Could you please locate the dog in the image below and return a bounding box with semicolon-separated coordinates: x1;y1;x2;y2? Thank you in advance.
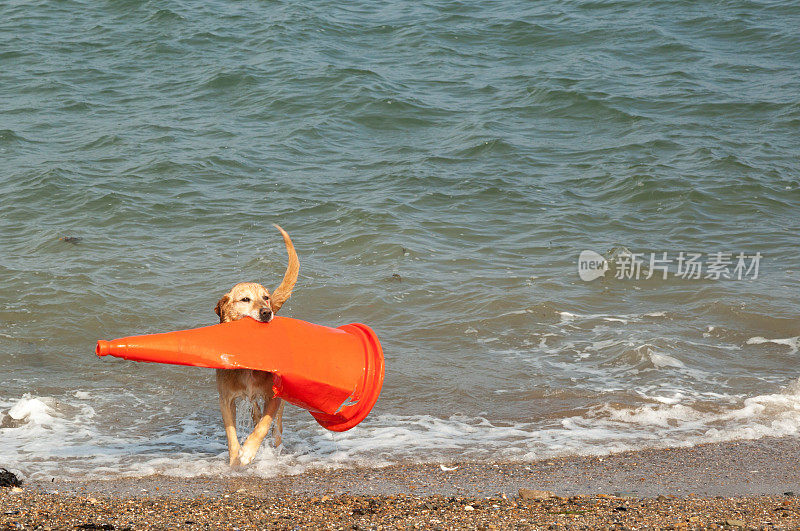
214;224;299;466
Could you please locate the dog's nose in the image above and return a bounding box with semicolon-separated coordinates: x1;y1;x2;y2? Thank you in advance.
259;308;273;322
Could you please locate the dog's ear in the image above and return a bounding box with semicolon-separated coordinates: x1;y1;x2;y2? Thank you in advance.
214;295;229;319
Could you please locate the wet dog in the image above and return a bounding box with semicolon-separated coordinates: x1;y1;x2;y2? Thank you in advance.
214;225;299;466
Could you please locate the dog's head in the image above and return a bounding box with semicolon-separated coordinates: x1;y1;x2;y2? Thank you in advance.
214;225;299;324
215;282;274;323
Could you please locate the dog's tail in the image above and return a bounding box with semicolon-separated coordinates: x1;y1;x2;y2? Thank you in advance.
271;224;299;313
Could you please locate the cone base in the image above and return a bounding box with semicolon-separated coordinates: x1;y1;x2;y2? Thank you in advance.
310;323;384;432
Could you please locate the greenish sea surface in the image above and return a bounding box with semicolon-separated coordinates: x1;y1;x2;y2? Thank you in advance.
1;0;798;479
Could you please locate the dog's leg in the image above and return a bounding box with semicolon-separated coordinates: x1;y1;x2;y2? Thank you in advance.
238;396;281;466
250;399;262;427
273;399;284;447
219;396;241;466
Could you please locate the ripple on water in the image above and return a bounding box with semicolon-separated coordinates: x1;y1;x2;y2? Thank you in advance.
0;0;798;478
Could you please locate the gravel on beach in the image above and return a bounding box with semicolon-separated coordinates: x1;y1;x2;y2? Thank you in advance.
3;488;800;529
2;437;799;529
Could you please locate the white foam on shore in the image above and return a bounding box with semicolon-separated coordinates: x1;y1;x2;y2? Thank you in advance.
2;379;800;480
8;396;60;425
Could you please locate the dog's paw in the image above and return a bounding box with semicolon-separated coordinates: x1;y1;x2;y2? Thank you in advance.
238;446;257;466
228;446;242;467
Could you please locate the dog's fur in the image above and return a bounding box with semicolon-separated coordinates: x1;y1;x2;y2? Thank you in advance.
214;224;299;466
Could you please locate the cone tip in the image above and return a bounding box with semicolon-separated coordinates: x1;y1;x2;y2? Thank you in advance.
96;340;110;357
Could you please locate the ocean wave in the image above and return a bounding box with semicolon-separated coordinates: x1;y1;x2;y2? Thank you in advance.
2;0;799;483
4;380;800;480
747;336;800;355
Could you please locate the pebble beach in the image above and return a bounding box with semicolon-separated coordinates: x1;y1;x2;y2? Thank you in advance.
4;437;799;529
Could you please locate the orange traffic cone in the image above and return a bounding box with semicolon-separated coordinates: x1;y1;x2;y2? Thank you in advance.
96;316;384;432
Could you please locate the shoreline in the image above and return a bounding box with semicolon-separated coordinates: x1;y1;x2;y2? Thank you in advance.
18;435;800;498
3;436;800;528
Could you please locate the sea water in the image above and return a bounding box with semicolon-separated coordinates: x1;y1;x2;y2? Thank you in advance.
1;0;799;480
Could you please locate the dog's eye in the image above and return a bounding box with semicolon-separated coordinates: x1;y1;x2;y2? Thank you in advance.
263;295;269;301
240;297;251;303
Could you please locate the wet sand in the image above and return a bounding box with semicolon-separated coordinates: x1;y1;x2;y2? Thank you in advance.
3;436;800;529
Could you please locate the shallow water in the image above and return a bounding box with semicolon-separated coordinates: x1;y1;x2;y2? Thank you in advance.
1;0;799;479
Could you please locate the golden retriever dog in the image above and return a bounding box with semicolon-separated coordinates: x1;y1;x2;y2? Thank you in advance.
214;224;299;466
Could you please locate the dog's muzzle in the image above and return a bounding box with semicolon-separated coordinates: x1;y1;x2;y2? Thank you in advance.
258;308;274;322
